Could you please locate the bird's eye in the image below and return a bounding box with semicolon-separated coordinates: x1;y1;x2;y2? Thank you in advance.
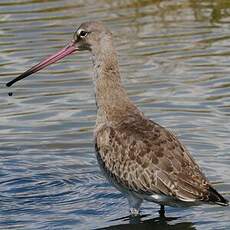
79;30;88;37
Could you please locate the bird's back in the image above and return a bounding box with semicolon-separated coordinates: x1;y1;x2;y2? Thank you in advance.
95;113;228;206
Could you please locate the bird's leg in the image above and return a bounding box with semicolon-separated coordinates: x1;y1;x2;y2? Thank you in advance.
159;204;165;218
127;194;143;216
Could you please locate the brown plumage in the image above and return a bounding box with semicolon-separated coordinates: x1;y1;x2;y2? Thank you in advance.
95;115;224;205
6;21;229;215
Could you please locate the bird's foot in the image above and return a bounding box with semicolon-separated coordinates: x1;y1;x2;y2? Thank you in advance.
127;193;142;216
158;205;165;218
129;208;140;216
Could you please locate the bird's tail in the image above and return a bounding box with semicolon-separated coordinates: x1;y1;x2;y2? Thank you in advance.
207;186;229;206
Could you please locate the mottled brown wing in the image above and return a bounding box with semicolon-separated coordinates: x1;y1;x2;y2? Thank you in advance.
95;116;212;202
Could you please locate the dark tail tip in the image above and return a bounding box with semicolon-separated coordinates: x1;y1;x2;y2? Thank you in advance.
207;186;229;206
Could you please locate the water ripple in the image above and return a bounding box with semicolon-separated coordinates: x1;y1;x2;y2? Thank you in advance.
0;0;229;229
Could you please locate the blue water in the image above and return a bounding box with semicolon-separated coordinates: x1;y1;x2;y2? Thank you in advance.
0;0;229;229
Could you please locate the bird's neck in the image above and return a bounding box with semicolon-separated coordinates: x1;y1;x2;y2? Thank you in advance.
91;45;140;127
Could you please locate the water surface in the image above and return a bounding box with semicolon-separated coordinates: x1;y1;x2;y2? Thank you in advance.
0;0;229;229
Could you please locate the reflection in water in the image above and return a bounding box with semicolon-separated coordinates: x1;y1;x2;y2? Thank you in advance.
96;214;196;230
0;0;229;229
105;0;230;24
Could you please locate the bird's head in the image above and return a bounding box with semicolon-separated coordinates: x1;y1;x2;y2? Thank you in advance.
6;21;112;87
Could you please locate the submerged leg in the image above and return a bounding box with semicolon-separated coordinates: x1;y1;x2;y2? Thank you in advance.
127;194;143;216
159;204;165;217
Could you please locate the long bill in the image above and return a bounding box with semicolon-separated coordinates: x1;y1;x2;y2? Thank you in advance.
6;41;77;87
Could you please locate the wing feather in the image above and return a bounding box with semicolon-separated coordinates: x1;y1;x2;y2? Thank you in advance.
95;116;211;202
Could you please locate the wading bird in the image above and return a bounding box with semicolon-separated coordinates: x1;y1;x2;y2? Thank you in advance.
6;21;229;216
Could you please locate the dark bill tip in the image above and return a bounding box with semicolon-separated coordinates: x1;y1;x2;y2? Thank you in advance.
6;69;33;87
6;82;12;87
6;41;77;87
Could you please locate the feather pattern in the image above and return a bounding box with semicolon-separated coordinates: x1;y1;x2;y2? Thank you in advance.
95;114;221;204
